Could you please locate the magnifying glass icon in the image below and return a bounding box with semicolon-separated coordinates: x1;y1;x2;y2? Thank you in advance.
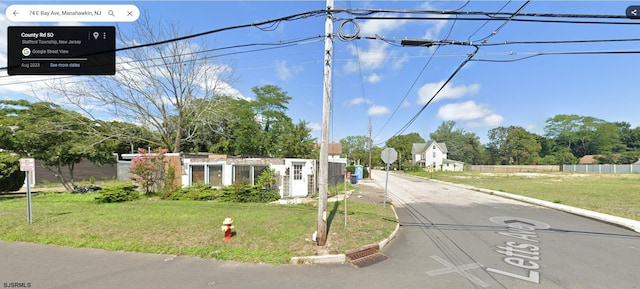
108;10;115;17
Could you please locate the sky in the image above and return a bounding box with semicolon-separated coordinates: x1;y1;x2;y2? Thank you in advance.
2;0;640;147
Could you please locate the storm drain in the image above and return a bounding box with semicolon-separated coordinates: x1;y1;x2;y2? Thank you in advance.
346;244;388;268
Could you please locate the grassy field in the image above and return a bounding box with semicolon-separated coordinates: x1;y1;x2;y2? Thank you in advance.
409;171;640;221
0;191;396;264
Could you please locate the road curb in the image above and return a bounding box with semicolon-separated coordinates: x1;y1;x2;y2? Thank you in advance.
290;198;401;265
427;177;640;234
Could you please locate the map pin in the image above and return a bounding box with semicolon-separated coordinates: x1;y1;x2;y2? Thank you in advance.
93;32;99;40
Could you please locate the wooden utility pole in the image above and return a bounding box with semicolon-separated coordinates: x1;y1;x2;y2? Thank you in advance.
317;0;333;246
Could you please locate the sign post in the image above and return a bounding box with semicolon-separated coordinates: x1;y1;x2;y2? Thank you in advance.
19;158;35;224
380;148;398;208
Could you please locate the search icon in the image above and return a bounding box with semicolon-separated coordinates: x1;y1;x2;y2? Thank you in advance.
108;10;115;17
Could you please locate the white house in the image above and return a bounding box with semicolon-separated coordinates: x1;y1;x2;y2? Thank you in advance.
118;153;318;198
412;141;463;171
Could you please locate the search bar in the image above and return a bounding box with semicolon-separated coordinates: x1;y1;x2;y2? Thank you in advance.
6;5;140;22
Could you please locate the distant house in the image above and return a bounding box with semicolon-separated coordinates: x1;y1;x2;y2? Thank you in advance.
579;155;599;164
328;143;344;162
412;141;463;171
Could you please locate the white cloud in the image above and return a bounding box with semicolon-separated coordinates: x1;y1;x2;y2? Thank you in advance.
418;2;451;40
275;60;303;81
344;41;392;73
349;97;372;106
308;122;321;132
467;114;504;128
359;16;407;36
402;100;411;107
368;105;390;116
437;101;503;128
367;73;382;84
418;81;480;104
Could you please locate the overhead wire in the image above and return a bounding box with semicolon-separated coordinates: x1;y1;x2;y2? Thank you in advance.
375;1;531;145
0;36;324;86
372;1;470;142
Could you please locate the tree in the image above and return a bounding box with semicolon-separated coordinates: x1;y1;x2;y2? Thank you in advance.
0;100;118;191
44;15;235;153
0;152;25;192
273;120;318;158
386;133;425;167
250;85;293;156
487;126;541;165
429;121;484;165
544;114;625;157
130;148;167;195
340;135;370;165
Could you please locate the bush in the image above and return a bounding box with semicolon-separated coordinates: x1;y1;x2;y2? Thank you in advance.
217;183;280;203
95;184;140;203
163;183;217;201
0;153;25;192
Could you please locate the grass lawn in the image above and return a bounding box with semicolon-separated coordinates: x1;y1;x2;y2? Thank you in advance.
409;171;640;221
0;191;396;264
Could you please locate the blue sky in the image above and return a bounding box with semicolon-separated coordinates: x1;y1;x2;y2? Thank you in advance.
2;1;639;146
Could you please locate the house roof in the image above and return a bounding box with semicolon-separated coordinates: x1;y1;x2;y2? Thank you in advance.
412;142;448;154
412;143;428;155
579;155;598;164
328;143;342;155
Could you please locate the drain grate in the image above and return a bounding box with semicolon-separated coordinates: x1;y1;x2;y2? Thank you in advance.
346;244;388;268
350;253;388;267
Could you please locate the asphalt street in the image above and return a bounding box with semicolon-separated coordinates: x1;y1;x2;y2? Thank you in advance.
1;170;639;289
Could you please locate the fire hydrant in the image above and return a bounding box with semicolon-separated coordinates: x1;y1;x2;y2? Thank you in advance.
221;216;234;242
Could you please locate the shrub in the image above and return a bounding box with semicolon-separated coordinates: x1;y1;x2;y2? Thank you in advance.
95;184;140;203
0;153;25;192
217;183;280;203
163;183;217;201
130;148;167;196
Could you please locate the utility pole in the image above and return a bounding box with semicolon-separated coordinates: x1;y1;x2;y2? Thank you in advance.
317;0;333;246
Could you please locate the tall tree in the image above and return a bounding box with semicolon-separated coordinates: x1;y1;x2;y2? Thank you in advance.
44;15;235;153
544;114;623;157
386;133;425;165
340;135;370;165
429;121;484;164
487;126;541;165
0;100;118;191
250;85;293;156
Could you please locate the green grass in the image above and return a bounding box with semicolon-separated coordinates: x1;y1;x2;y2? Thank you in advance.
0;192;396;264
408;171;640;221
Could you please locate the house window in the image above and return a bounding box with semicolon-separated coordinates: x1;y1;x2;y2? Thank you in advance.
190;164;223;187
191;165;205;184
433;145;436;149
208;165;223;187
253;165;268;181
293;164;303;180
433;152;436;158
234;165;251;185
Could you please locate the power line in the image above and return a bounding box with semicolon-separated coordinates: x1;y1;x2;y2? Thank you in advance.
342;8;631;19
0;36;324;86
471;49;640;63
371;1;470;142
352;16;640;25
374;1;529;145
0;10;327;71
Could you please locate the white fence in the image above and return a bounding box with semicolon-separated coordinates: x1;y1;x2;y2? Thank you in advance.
562;164;640;173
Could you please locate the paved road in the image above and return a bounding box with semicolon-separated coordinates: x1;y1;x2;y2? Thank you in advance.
1;171;639;289
370;170;640;289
